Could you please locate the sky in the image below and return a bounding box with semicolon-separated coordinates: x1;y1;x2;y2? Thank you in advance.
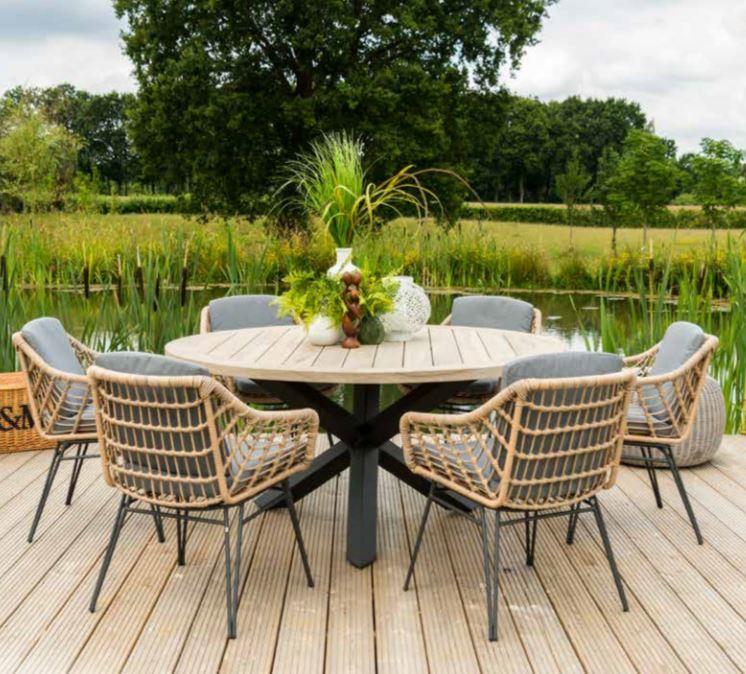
0;0;744;154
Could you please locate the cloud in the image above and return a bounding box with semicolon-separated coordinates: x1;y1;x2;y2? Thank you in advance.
507;0;746;153
0;0;744;152
0;0;136;93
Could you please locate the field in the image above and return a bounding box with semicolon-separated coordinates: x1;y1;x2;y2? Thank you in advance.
1;212;742;291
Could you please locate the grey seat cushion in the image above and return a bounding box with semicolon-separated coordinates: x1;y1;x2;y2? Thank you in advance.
22;317;83;375
208;295;293;332
93;352;218;501
626;403;673;438
502;351;623;388
451;295;535;333
95;352;209;378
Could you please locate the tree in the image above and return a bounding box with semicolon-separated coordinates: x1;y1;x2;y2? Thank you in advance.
690;138;745;242
610;129;681;246
114;0;555;213
594;146;626;254
555;150;590;247
0;100;80;214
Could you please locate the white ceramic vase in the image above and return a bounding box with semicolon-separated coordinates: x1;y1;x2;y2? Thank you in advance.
307;315;342;346
327;247;359;277
380;276;431;342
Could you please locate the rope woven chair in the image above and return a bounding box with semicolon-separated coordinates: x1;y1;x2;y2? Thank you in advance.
13;318;102;542
401;295;542;409
86;352;318;638
400;351;635;641
201;295;337;447
622;322;719;544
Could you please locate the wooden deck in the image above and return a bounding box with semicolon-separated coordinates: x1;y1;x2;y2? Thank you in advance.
0;436;745;673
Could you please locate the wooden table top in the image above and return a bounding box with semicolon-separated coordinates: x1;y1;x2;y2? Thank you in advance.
165;325;566;385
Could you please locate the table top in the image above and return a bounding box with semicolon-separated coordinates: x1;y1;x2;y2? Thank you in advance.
165;325;566;385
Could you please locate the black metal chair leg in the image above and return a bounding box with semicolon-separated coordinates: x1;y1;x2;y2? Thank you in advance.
90;494;129;612
590;497;629;612
150;505;166;543
283;480;314;587
661;446;704;545
524;511;538;566
326;431;335;449
641;447;663;508
64;443;89;506
403;483;435;591
481;508;501;641
566;503;580;545
28;442;65;543
176;510;188;565
223;506;244;638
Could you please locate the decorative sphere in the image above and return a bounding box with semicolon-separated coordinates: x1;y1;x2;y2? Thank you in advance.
380;276;431;342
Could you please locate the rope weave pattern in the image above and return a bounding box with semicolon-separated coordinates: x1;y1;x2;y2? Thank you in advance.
623;335;718;444
13;332;98;441
88;367;318;507
401;371;635;510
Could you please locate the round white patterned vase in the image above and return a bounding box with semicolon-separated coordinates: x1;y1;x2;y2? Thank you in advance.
380;276;431;342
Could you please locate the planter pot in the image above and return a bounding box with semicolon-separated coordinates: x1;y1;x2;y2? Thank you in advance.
327;247;359;278
307;315;342;346
380;276;431;342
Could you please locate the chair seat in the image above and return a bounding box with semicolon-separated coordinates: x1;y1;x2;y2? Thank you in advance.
52;404;97;435
625;403;674;438
418;436;500;494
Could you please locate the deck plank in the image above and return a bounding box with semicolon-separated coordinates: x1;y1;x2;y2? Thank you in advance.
2;437;746;674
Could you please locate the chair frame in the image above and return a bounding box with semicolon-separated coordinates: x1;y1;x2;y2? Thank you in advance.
86;365;319;638
13;330;101;542
622;334;719;544
400;368;635;640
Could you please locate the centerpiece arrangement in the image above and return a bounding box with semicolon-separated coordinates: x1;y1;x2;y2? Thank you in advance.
275;268;400;347
274;131;476;345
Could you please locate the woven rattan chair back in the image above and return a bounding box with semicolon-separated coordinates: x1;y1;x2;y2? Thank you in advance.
402;369;635;510
88;365;318;508
13;331;98;442
625;334;718;444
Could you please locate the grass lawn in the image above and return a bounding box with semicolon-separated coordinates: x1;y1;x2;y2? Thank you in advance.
456;219;743;260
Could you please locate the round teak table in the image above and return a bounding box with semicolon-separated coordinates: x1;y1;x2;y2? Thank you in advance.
166;324;565;568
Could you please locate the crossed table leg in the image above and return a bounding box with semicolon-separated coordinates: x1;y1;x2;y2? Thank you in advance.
253;379;476;568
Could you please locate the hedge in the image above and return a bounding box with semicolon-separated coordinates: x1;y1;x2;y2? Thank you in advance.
461;203;746;229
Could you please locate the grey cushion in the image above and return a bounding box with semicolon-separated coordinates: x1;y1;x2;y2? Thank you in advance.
93;352;218;501
451;295;535;333
501;351;624;505
95;352;209;378
626;403;673;438
22;318;83;375
502;351;623;388
208;295;293;332
642;321;705;419
650;322;705;376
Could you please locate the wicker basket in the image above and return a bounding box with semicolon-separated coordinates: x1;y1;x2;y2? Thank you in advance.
0;372;57;453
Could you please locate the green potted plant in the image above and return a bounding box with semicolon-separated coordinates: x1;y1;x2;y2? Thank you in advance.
276;132;443;276
275;268;397;346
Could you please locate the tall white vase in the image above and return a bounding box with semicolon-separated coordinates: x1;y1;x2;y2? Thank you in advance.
380;276;431;342
327;247;359;277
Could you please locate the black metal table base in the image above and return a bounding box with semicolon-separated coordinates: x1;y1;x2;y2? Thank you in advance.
253;379;475;568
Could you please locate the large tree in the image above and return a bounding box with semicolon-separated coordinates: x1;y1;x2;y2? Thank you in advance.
114;0;555;212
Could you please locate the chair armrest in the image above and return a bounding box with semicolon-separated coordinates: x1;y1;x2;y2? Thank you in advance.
210;383;320;501
623;344;659;375
68;334;99;369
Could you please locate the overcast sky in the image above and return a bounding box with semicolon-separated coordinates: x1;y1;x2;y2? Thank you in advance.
1;0;744;154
